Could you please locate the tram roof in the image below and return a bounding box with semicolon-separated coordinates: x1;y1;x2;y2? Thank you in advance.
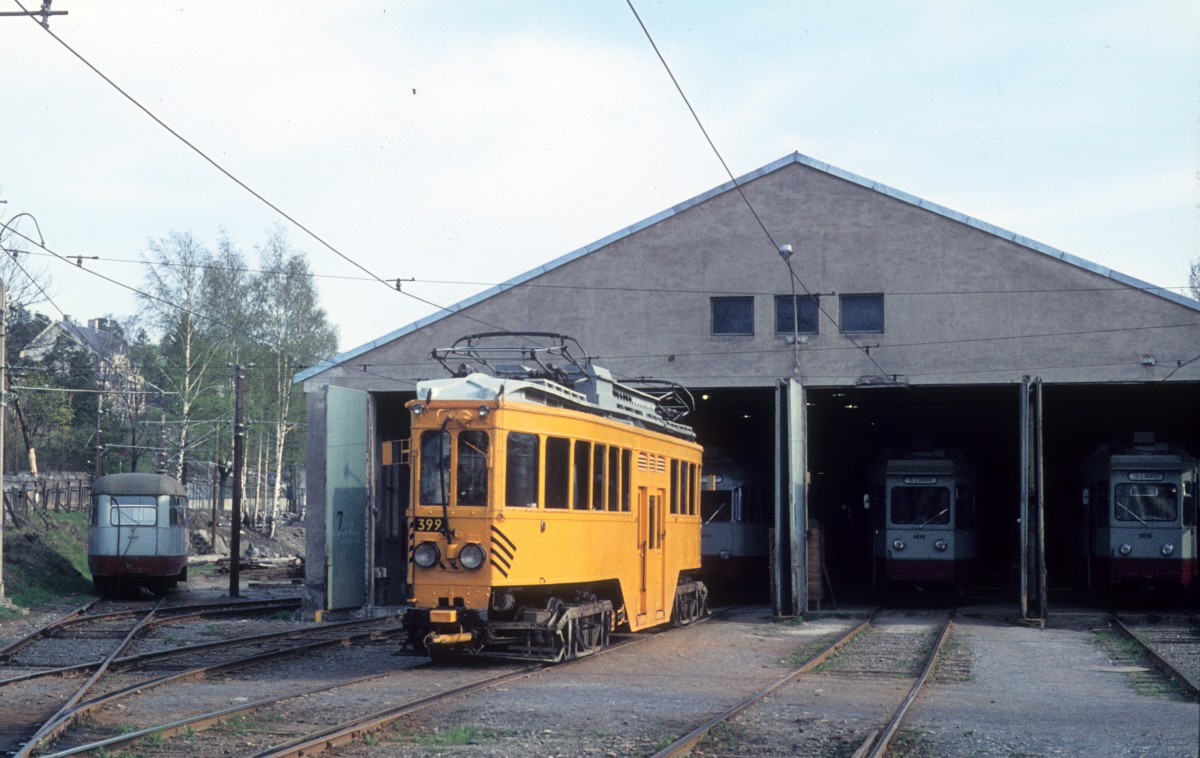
92;472;187;497
415;371;697;441
295;151;1200;384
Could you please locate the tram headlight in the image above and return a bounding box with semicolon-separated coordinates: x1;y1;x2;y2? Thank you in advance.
413;542;440;568
892;539;906;551
459;543;486;570
934;539;948;552
1161;543;1175;557
1118;543;1133;557
412;402;426;417
477;405;490;417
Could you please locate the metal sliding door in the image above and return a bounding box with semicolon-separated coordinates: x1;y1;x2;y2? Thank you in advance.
325;385;369;610
774;378;808;616
1019;376;1047;622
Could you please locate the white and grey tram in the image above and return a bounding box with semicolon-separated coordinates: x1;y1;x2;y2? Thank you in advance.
869;452;978;596
698;468;770;596
1080;438;1198;595
88;473;189;595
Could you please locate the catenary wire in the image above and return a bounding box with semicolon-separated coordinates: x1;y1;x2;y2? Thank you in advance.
11;247;1194;299
625;0;895;382
10;0;517;340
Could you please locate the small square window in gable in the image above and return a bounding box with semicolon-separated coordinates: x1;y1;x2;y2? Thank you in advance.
710;296;754;336
840;293;884;333
774;295;820;334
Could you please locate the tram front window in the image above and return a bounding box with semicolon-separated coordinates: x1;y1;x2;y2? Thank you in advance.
890;487;950;525
103;495;159;526
1114;483;1178;522
701;491;731;523
419;430;451;505
457;430;489;506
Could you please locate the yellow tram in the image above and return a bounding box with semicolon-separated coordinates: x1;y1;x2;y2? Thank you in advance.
402;333;707;662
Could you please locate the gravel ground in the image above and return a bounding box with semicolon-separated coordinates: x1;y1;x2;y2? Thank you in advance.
332;606;1200;758
900;609;1199;757
5;586;1199;757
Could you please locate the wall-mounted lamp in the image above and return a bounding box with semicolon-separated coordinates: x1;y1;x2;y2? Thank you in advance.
778;243;799;373
1140;354;1157;366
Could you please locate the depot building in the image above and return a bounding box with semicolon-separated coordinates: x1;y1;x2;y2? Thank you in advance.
294;152;1200;619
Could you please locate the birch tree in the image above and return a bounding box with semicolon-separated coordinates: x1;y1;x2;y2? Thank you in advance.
138;232;245;478
250;229;337;534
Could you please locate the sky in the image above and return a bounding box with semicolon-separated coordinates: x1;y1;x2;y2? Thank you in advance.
1;1;1197;359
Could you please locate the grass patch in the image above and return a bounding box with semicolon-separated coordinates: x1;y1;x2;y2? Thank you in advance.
2;510;93;609
218;714;256;735
389;724;508;748
1092;628;1192;700
697;722;748;752
888;729;939;757
415;724;492;747
0;604;28;621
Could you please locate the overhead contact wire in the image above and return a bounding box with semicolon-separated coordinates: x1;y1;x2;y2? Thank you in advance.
624;0;895;381
12;0;514;339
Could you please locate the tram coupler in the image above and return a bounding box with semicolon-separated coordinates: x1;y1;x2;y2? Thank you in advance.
426;631;474;646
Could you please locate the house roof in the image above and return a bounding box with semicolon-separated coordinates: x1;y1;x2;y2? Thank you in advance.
21;317;128;361
296;151;1200;384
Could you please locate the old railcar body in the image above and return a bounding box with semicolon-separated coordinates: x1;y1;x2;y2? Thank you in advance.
1080;438;1198;594
402;333;707;662
870;452;978;596
88;472;189;595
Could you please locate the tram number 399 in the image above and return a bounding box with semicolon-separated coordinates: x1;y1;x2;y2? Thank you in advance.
415;517;444;533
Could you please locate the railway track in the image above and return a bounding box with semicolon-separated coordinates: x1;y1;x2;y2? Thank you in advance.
27;605;732;757
1111;612;1200;697
653;608;953;758
0;595;351;757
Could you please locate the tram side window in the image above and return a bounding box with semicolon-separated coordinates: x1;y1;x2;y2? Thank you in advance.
687;463;698;515
669;460;679;514
419;430;451;506
457;430;489;506
573;440;591;510
545;437;570;509
169;496;188;526
648;495;659;549
608;447;620;511
1183;482;1195;527
1093;482;1109;527
742;485;763;523
592;444;606;510
955;486;975;529
89;498;100;527
621;449;632;511
506;432;540;507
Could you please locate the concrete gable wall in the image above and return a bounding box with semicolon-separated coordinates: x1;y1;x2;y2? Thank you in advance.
307;161;1200;393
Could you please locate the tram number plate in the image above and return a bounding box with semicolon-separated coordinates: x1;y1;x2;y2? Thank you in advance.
414;517;444;533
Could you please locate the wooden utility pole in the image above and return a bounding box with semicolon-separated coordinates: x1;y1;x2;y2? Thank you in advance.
230;365;246;598
0;278;6;604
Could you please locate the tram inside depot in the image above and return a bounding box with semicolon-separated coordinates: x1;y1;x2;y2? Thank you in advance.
369;382;1199;611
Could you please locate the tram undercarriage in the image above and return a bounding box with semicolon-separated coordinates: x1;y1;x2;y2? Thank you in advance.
406;579;708;663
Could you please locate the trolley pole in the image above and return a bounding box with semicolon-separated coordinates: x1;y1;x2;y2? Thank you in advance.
0;278;6;604
230;365;246;598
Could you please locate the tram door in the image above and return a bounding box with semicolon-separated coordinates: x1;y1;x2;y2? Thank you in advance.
638;487;667;623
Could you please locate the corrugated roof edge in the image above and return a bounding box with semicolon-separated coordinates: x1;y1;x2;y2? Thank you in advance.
295;151;1200;384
